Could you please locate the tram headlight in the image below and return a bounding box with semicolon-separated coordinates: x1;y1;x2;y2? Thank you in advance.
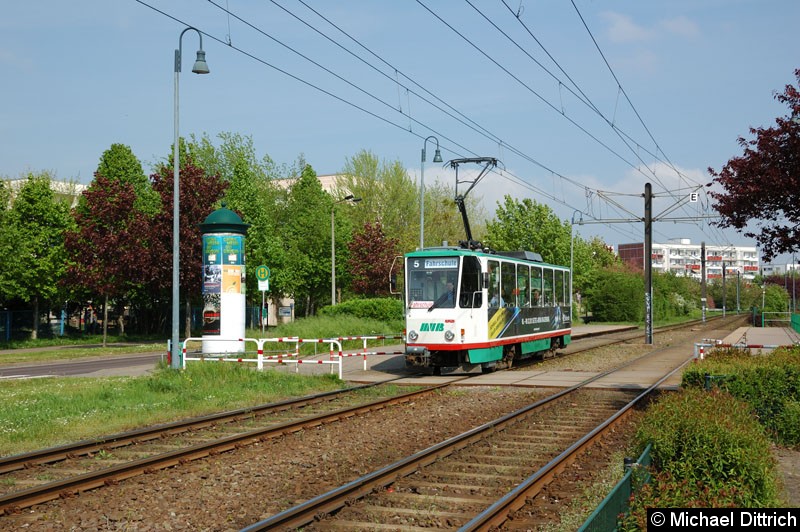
444;330;455;341
408;330;419;341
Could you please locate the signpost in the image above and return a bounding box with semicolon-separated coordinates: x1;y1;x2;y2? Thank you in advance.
255;265;270;333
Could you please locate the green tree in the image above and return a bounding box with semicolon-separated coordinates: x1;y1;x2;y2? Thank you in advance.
93;143;159;215
284;165;335;315
0;172;74;339
485;196;571;265
424;179;487;249
189;132;292;307
338;150;419;252
588;265;644;322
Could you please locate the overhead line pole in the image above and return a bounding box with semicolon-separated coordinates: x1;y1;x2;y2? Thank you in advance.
577;183;719;345
644;183;653;345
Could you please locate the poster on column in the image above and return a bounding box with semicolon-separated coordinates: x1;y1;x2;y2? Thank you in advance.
222;266;242;294
222;234;245;296
203;235;222;294
222;235;244;265
202;294;221;335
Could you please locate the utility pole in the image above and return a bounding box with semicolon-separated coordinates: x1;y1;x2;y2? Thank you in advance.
701;242;707;322
722;261;727;317
644;183;653;345
575;182;716;345
737;271;741;313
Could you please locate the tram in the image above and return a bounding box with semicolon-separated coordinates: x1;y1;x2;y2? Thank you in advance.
403;157;571;374
404;247;571;373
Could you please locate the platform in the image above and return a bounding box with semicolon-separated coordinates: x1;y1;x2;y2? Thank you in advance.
718;327;800;352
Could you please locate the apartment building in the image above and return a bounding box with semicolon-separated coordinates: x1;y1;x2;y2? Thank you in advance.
618;239;759;280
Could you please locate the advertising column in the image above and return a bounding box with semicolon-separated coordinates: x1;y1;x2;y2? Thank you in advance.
200;207;249;354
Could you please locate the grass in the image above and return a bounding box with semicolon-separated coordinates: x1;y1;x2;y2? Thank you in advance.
0;362;349;456
0;314;406;457
0;314;403;364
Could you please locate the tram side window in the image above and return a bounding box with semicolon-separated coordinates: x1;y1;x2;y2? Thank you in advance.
501;262;515;307
542;268;554;306
488;260;500;308
555;269;565;306
531;266;542;306
517;265;530;307
460;256;482;308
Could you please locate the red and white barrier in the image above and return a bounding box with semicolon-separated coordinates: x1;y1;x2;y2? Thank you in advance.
694;341;786;360
182;336;344;379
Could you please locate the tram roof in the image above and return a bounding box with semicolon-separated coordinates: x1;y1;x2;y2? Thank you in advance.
407;247;568;269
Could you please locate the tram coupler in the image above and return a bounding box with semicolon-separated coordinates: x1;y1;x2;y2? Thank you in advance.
404;345;431;368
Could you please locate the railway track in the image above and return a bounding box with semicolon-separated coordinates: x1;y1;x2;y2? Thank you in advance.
0;316;746;527
556;314;735;357
240;340;695;530
0;378;460;515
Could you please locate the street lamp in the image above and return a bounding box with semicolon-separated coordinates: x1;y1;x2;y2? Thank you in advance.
331;194;362;305
419;136;443;249
171;27;210;370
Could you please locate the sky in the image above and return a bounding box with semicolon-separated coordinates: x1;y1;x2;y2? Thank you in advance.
2;0;798;263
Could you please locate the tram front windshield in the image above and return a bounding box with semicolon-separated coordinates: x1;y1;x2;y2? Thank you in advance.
406;256;459;309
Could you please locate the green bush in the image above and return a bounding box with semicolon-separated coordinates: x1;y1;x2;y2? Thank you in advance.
682;347;800;445
621;389;781;528
589;267;643;322
318;297;404;324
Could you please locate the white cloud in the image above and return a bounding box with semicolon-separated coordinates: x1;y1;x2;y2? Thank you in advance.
660;16;700;38
601;12;652;43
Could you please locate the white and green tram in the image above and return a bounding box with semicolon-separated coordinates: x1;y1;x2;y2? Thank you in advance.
404;247;572;374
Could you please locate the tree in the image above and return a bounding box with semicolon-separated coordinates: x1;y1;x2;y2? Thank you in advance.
189;132;292;304
93;143;159;216
64;175;150;344
146;158;227;337
338;150;419;252
424;179;487;249
709;68;800;261
283;165;333;315
0;172;73;338
65;144;156;342
485;196;572;266
588;265;644;322
339;150;487;253
347;222;400;296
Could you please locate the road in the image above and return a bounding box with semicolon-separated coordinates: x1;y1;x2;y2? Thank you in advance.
0;352;163;379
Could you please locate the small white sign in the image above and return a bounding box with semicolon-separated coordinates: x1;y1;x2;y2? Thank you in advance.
258;279;270;291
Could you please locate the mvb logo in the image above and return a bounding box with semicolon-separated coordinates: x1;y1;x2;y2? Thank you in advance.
419;323;444;332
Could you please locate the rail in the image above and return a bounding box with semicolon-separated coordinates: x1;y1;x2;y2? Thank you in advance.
762;311;792;327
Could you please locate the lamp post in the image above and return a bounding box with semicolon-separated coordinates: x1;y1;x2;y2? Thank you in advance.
171;27;210;370
331;194;362;305
419;136;443;249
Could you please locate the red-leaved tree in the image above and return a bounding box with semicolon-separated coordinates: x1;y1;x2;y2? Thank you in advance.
347;222;399;296
146;159;228;337
709;68;800;261
64;175;151;343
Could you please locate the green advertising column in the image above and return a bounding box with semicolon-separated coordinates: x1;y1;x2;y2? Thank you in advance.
200;206;250;354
